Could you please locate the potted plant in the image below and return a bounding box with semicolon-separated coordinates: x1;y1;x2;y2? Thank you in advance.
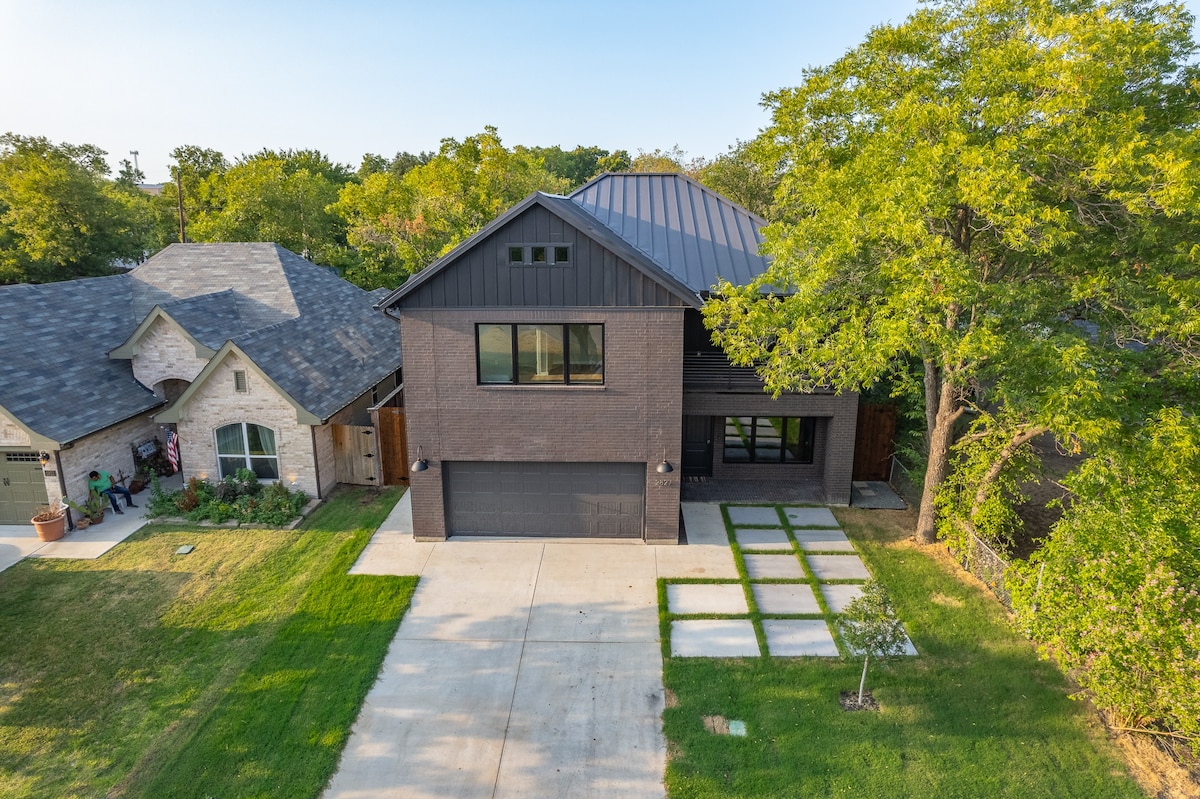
66;492;107;526
30;501;66;542
128;467;153;494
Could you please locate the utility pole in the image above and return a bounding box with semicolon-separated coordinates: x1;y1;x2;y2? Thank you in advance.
129;150;139;178
174;167;186;243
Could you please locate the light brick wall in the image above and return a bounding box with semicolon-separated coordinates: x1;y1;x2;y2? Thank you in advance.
0;413;32;448
401;307;684;543
173;352;320;497
57;412;160;506
129;317;209;392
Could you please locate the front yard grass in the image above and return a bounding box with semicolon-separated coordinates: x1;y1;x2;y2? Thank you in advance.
662;506;1144;798
0;486;414;799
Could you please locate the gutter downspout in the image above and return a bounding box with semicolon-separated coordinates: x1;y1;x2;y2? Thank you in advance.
53;450;74;531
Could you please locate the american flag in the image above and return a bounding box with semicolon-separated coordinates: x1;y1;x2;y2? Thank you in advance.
166;430;180;473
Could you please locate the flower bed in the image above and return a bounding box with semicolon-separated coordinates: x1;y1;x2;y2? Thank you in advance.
146;469;308;526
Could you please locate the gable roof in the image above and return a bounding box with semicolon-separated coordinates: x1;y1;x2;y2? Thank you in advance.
569;172;770;293
0;243;402;444
376;191;703;311
376;173;770;312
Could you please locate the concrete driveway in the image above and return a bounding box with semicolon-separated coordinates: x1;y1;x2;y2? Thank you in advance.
323;495;735;799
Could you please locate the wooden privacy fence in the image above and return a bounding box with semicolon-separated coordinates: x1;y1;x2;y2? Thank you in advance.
853;403;896;481
373;406;409;486
333;425;378;485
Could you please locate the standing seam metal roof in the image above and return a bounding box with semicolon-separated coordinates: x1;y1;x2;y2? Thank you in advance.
568;173;770;293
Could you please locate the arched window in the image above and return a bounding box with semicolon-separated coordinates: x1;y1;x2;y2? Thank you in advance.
215;423;279;479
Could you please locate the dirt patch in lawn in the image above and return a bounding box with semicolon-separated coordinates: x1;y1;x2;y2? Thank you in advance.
702;715;730;735
839;690;880;712
1113;732;1200;799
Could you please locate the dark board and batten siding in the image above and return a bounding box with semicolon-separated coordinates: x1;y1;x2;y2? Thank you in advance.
402;205;687;309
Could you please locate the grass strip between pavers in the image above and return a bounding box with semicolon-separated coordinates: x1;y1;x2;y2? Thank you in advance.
0;486;416;799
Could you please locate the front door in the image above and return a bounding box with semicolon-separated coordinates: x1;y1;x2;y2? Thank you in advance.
681;416;712;477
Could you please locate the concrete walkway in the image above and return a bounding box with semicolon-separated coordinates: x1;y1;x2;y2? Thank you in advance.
324;496;736;799
0;497;155;573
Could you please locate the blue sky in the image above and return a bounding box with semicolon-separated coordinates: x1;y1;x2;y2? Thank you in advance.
2;0;1197;183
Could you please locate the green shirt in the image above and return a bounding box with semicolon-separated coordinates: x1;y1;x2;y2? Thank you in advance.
88;471;115;493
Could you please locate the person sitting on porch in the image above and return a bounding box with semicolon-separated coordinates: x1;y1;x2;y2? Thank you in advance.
88;469;137;515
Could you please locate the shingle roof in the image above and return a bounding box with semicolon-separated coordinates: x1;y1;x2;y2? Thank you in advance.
158;290;247;349
0;277;164;445
0;243;402;444
569;173;770;293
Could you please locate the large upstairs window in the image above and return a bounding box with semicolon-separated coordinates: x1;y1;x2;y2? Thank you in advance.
477;323;604;385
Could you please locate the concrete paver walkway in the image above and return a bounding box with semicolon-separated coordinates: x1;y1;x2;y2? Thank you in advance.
325;495;736;799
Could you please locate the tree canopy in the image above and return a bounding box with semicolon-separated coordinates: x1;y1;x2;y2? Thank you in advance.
0;134;149;284
330;127;570;288
704;0;1200;544
185;149;352;260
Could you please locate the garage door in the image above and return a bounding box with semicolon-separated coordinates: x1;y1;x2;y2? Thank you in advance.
0;452;49;525
445;462;645;538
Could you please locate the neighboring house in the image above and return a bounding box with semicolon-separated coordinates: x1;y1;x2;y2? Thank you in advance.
377;173;858;543
0;243;402;525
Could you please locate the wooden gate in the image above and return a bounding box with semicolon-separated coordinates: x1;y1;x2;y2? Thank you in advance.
333;425;378;485
375;407;409;485
853;403;897;481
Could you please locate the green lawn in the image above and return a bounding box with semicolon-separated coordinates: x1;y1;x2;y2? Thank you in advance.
0;486;416;799
662;506;1144;798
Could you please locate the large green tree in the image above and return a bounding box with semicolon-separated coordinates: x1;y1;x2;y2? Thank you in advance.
705;0;1199;543
186;149;351;260
149;145;229;250
0;134;150;283
331;127;570;288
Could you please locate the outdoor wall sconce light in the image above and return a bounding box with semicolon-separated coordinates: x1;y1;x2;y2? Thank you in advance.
38;451;51;467
656;452;674;474
411;445;429;473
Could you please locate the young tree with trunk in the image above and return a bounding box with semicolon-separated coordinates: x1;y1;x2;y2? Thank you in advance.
704;0;1199;543
838;580;909;707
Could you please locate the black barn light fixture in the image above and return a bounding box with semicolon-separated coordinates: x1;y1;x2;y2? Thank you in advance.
411;445;429;473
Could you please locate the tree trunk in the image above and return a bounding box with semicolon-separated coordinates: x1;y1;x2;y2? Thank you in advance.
923;359;939;445
915;375;964;544
858;654;869;705
970;425;1048;519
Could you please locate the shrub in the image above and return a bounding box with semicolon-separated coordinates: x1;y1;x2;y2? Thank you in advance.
146;476;308;527
1009;410;1200;748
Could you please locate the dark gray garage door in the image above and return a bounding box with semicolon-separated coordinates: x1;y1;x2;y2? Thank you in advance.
445;462;645;538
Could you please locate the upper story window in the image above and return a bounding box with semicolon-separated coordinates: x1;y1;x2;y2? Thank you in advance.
477;323;603;385
723;416;816;464
507;244;571;266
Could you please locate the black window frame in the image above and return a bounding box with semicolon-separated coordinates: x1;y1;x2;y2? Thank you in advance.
722;416;816;464
476;323;604;385
505;243;571;266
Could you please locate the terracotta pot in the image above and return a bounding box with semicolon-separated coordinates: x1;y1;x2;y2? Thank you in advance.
75;516;91;530
31;512;66;542
88;512;104;526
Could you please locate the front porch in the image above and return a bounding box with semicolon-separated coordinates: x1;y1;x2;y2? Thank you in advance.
680;476;829;505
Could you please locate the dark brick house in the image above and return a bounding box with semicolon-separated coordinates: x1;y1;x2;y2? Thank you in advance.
377;173;858;543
